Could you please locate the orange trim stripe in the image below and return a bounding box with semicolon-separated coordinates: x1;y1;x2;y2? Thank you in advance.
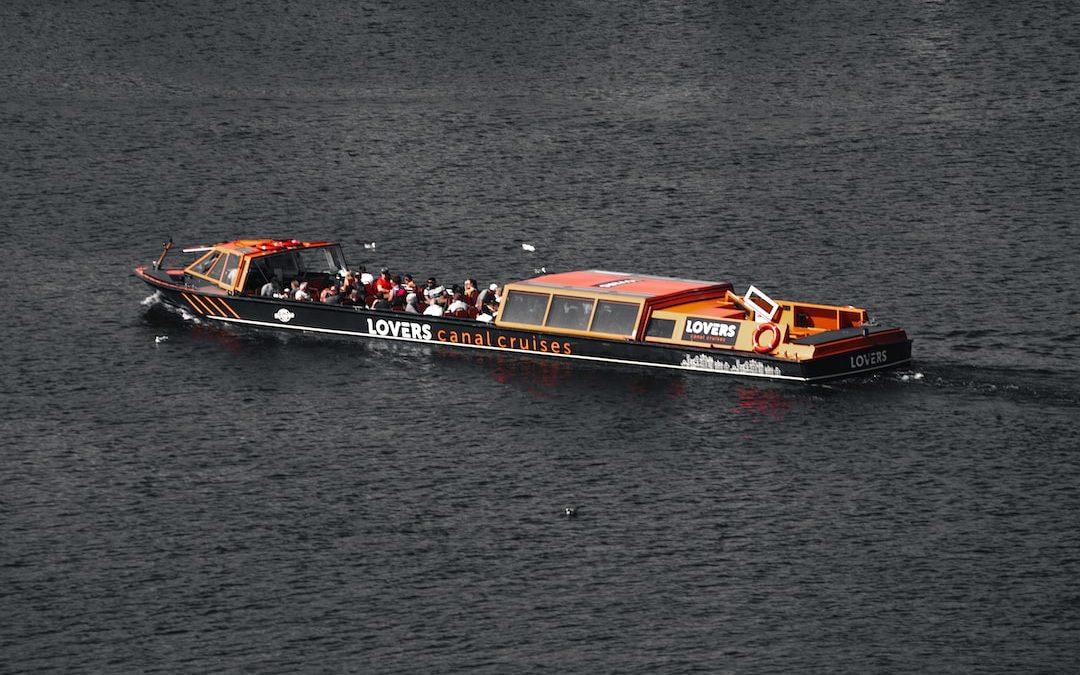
218;298;241;319
203;296;228;316
180;293;204;315
190;294;218;315
199;296;220;314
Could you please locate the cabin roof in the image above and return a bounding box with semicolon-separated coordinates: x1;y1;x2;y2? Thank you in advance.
513;270;730;300
206;239;334;259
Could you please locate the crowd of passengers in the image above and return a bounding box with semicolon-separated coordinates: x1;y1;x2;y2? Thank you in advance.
259;268;501;321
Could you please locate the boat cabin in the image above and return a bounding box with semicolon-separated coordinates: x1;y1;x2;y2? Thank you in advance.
178;239;344;295
494;270;736;341
494;269;871;355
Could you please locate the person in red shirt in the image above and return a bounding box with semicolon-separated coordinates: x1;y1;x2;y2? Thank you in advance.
374;268;394;295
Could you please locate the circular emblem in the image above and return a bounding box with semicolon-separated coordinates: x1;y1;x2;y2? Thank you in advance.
274;308;295;323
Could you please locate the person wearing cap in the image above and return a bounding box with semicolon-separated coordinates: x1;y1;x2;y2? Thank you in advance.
359;272;376;305
477;283;500;312
374;268;393;295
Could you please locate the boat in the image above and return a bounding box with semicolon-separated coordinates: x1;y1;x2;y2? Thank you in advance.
134;238;912;382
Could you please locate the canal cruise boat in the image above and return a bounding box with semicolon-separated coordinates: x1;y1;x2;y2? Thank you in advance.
135;238;912;382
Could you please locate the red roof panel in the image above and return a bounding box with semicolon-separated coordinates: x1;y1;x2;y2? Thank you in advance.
517;270;729;300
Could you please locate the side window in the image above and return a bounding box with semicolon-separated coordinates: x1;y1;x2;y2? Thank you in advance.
220;254;241;286
645;318;676;339
296;247;338;273
191;252;220;276
208;253;229;282
244;258;271;293
501;291;551;325
589;301;639;336
545;295;595;331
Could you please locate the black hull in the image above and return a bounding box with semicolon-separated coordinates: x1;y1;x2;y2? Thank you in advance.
139;280;912;383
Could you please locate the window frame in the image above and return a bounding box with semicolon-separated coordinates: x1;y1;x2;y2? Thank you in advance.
587;299;641;337
544;295;597;332
499;290;553;326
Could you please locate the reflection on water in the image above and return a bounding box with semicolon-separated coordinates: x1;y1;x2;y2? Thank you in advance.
733;386;793;421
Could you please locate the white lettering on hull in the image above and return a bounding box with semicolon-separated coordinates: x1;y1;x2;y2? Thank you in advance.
685;320;737;338
850;350;888;369
365;317;432;341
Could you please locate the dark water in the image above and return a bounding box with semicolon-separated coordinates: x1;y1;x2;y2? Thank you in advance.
3;1;1079;672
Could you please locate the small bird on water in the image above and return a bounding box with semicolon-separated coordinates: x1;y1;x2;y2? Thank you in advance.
563;507;576;518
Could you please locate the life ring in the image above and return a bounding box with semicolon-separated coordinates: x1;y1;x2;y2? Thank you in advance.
752;322;781;353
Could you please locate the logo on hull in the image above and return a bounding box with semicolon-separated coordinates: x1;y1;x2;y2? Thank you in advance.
850;350;888;369
274;308;295;323
682;317;740;346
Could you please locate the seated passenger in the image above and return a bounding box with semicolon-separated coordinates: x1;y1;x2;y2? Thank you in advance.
321;282;342;304
447;291;470;316
389;287;407;311
423;277;440;300
403;273;417;292
423;294;445;316
260;279;279;297
404;292;420;314
273;281;293;300
360;272;376;306
391;275;407;301
295;281;313;302
342;288;363;306
339;270;357;296
374;268;394;296
476;283;500;312
463;279;479;306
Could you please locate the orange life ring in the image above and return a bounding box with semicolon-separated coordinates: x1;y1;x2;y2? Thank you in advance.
752;322;781;353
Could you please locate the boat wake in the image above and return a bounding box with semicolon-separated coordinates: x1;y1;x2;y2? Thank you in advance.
878;360;1080;409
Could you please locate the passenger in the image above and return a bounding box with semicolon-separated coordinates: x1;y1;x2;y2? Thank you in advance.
339;270;358;296
404;292;420;314
260;279;279;297
476;283;499;312
423;277;439;300
389;283;407;311
425;284;445;302
374;268;394;296
321;282;342;304
294;281;312;302
342;287;363;306
423;293;445;316
360;272;376;306
391;275;407;302
463;278;479;306
447;290;470;316
403;273;417;293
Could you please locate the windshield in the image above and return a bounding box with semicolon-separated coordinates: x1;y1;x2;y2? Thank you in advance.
242;244;347;293
294;245;346;273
